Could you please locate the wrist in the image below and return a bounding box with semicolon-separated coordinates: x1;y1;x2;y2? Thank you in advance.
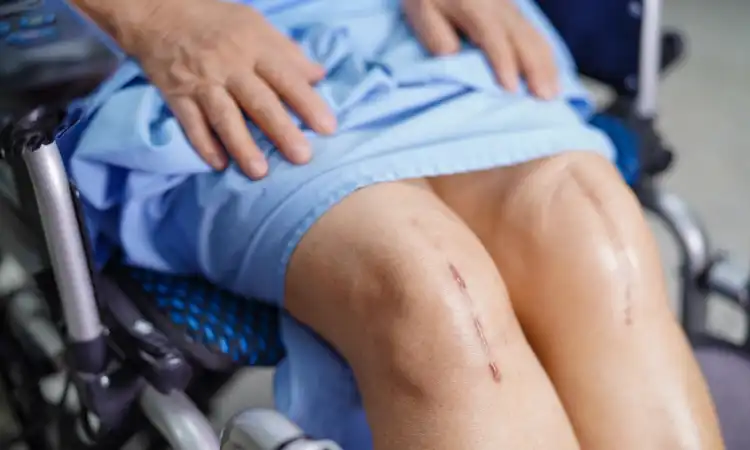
68;0;177;54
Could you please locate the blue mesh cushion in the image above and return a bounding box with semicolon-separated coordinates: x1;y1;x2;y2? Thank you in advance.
110;264;285;370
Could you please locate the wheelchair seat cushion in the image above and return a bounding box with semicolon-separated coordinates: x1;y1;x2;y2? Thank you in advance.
108;263;285;371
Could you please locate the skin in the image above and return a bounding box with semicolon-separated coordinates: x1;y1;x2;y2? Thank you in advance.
286;153;725;449
68;1;725;448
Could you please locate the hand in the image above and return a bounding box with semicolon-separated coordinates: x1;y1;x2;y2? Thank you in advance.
403;0;559;99
123;0;337;179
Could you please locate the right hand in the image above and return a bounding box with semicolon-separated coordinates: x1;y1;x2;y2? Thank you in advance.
123;0;337;179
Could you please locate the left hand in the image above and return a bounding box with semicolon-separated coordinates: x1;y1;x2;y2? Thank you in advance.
403;0;559;99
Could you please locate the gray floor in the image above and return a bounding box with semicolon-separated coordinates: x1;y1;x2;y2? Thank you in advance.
1;0;749;445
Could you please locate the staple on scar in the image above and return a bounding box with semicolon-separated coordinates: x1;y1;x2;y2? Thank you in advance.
449;263;502;382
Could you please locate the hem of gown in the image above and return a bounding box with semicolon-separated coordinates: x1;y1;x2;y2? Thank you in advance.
241;127;616;304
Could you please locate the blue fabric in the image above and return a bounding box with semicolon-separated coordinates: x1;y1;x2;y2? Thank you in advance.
590;114;641;185
57;0;615;447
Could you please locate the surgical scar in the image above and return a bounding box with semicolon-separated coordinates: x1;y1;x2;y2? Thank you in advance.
569;166;635;326
449;263;501;383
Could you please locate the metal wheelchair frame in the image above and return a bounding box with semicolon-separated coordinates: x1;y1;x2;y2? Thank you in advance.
0;0;748;448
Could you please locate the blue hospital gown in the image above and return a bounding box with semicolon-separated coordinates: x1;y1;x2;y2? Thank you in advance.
57;0;615;447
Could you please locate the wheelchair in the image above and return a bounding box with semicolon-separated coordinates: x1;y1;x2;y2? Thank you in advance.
0;0;748;449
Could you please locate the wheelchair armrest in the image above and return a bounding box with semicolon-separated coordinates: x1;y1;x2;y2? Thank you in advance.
220;409;342;450
1;107;107;374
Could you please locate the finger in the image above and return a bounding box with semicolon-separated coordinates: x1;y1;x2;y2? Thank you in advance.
511;24;559;99
168;96;228;170
229;74;313;164
404;0;461;55
465;20;519;92
196;85;269;179
257;60;337;135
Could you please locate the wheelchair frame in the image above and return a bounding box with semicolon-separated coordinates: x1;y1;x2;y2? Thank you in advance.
0;0;748;448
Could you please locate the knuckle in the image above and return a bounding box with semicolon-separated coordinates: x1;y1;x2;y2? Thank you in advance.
245;99;277;125
207;104;235;131
454;0;477;21
522;54;546;74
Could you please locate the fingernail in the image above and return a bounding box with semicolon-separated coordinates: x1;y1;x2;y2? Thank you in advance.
318;114;337;134
248;158;268;179
288;143;312;164
536;87;551;100
502;76;519;93
540;84;559;100
209;154;227;170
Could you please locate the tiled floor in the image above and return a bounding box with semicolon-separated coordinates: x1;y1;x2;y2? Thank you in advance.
1;0;748;446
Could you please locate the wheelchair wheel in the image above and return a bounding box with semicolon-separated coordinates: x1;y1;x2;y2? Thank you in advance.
0;301;55;449
695;337;750;450
0;299;146;450
0;268;78;450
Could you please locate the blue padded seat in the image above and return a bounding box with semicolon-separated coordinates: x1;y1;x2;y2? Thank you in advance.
110;264;285;370
108;114;640;372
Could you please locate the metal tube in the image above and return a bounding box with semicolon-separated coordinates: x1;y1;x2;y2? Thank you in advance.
23;142;102;342
644;189;711;333
636;0;663;117
706;259;750;307
0;192;44;274
7;290;66;365
221;409;342;450
0;251;29;295
139;384;221;450
647;190;710;277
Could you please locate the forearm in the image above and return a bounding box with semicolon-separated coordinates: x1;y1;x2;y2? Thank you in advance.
67;0;167;52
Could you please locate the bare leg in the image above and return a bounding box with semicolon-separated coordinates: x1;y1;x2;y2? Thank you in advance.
431;152;724;449
285;180;579;450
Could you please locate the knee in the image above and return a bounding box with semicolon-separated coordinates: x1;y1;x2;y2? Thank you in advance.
496;151;648;249
332;241;517;399
499;151;641;229
494;151;667;309
285;182;521;401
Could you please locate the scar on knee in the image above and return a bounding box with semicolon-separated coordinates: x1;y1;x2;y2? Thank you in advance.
569;167;635;326
449;263;502;383
624;283;634;326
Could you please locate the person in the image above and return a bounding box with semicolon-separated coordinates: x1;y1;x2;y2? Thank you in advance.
63;0;724;448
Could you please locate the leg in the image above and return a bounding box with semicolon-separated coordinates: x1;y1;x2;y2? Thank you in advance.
431;152;724;449
285;180;579;450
